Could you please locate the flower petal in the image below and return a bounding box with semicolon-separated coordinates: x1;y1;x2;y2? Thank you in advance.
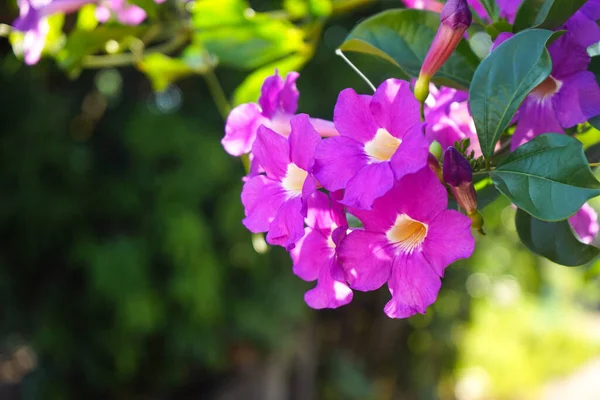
241;176;287;233
548;36;590;79
338;230;393;291
288;114;321;171
305;258;353;309
422;209;475;277
370;79;421;139
252;125;290;181
569;203;599;244
266;196;305;249
259;72;284;119
291;227;333;281
281;72;300;114
512;98;564;150
389;124;430;180
384;252;441;318
333;88;379;143
313;136;368;191
222;103;267;156
342;162;395;210
395;166;448;223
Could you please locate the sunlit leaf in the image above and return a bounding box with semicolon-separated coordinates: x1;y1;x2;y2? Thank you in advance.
515;208;599;266
491;134;600;221
339;9;480;90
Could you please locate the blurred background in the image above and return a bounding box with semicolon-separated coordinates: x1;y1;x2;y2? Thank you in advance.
1;0;600;399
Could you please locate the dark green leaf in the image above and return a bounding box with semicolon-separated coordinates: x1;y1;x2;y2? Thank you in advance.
514;0;587;32
339;9;480;90
478;0;500;21
515;208;599;266
590;115;600;130
469;29;558;159
491;134;600;221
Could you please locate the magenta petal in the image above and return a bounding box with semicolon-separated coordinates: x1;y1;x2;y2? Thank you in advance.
301;176;317;214
389;125;430;180
305;258;353;309
259;72;284;119
288;114;321;171
512;98;564;150
582;0;600;19
395;167;448;223
242;176;287;233
384;252;441;318
554;73;593;127
291;228;333;281
564;12;600;48
370;79;421;139
490;32;514;52
569;72;600;122
342;162;395;210
422;209;475;277
281;72;300;115
310;118;338;137
313;136;368;191
267;196;306;249
549;36;589;79
95;5;111;22
222;103;267;156
569;203;599;244
117;4;146;25
338;230;393;291
306;191;334;230
333;88;379;143
252;125;290;180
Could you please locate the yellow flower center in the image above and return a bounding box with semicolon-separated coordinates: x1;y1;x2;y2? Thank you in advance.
364;128;402;162
281;163;308;196
386;214;428;253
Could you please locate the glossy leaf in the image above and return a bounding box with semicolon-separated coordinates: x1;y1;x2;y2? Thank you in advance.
491;134;600;221
479;0;500;21
469;29;557;159
514;0;587;32
339;9;480;90
515;208;599;266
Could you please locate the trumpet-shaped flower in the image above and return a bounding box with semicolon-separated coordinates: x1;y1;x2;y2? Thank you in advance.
290;191;353;309
223;71;337;157
96;0;147;25
563;0;600;48
569;203;599;244
313;79;429;210
241;114;320;249
339;167;475;318
504;33;600;150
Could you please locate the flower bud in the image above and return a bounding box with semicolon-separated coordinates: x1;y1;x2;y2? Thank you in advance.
418;0;472;82
442;147;484;234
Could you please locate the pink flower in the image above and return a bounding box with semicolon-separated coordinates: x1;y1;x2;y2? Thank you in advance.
401;0;444;12
222;71;337;157
338;167;475;318
569;203;599;244
96;0;147;25
424;84;482;156
241;114;320;250
313;79;429;210
505;33;600;150
290;191;353;309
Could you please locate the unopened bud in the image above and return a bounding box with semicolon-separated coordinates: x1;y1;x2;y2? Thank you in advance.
443;147;483;233
418;0;472;81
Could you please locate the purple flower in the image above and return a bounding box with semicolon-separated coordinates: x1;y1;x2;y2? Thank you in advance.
12;0;94;65
290;191;353;309
468;0;522;22
569;203;599;244
313;79;429;210
241;114;320;250
424;84;482;156
401;0;444;12
563;0;600;48
96;0;147;25
506;34;600;150
223;70;337;157
338;167;475;318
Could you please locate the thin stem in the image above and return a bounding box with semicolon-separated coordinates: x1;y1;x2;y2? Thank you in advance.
590;163;600;167
335;49;376;93
81;30;189;68
473;168;495;176
203;69;232;120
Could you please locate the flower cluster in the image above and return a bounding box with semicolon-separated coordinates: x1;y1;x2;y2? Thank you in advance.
224;71;477;318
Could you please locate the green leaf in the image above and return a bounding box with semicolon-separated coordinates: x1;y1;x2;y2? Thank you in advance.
479;0;500;21
590;115;600;130
193;10;305;70
138;50;214;92
514;0;587;32
57;25;146;72
339;9;480;90
490;134;600;221
469;29;558;159
191;0;249;28
232;54;308;106
515;208;599;266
